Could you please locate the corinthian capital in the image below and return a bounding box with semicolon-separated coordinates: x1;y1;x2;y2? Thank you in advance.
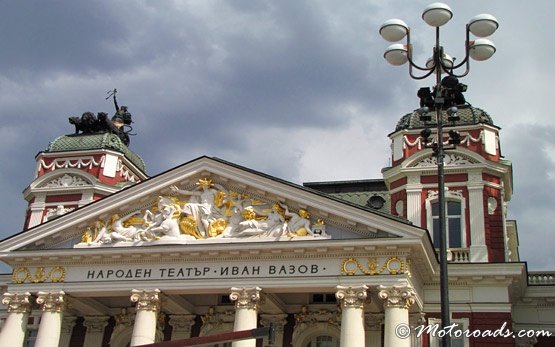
130;289;161;312
378;284;415;309
36;291;66;312
83;316;110;333
229;287;261;310
2;292;32;314
335;285;368;309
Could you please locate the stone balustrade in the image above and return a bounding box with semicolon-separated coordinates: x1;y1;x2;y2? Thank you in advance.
528;271;555;285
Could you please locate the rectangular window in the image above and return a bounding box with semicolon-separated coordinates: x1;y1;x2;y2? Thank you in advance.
431;201;463;249
311;293;337;304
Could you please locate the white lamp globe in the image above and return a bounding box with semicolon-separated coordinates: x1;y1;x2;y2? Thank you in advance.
384;44;408;66
422;3;453;27
469;39;496;61
380;19;409;42
426;54;454;73
468;14;499;37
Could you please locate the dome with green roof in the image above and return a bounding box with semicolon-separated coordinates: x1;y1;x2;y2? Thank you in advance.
395;104;494;132
46;133;146;173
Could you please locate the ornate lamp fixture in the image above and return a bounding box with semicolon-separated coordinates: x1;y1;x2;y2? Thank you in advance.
380;4;498;346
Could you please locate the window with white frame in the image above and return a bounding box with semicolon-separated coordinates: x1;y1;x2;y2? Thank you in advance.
430;200;464;249
428;318;469;347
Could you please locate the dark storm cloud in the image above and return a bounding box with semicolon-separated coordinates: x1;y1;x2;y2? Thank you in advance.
503;124;555;270
0;2;127;76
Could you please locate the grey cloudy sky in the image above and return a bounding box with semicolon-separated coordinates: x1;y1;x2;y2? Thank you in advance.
0;1;553;270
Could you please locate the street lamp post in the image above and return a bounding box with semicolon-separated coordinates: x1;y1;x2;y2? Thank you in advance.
380;3;498;346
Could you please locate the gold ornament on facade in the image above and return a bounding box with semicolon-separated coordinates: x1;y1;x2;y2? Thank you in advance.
31;267;47;283
207;218;227;237
179;215;203;239
242;206;257;220
341;256;406;276
196;178;213;188
50;266;66;282
76;181;330;246
12;266;66;284
81;227;93;243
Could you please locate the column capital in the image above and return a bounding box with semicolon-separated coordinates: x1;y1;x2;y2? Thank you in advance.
168;314;195;331
229;287;261;310
378;284;415;309
2;292;32;313
61;316;77;334
83;315;110;333
130;289;161;312
36;291;66;312
335;285;368;309
365;313;384;331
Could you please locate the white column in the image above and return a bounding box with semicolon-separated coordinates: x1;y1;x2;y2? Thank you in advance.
378;284;415;347
35;291;66;347
468;171;488;262
336;285;368;347
59;316;77;347
83;316;110;347
130;289;161;347
0;292;32;347
260;314;288;347
230;287;261;347
168;314;196;340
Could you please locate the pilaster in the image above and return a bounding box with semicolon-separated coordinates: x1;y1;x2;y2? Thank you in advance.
28;194;46;228
59;316;77;347
83;316;110;347
168;314;196;340
468;170;488;262
260;314;288;347
365;314;384;347
406;174;422;227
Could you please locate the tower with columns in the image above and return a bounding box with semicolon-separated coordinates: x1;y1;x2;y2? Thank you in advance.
23;123;147;230
382;103;513;263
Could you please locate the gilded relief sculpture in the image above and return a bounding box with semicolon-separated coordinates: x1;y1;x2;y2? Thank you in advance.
77;178;329;247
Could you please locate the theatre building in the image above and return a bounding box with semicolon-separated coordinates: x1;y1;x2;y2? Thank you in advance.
0;93;554;347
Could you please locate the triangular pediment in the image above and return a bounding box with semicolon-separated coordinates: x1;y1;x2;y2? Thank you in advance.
0;157;426;253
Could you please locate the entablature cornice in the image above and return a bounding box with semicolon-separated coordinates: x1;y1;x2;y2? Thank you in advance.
423;262;527;290
3;238;426;267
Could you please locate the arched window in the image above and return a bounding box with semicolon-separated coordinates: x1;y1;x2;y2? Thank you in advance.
292;321;341;347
